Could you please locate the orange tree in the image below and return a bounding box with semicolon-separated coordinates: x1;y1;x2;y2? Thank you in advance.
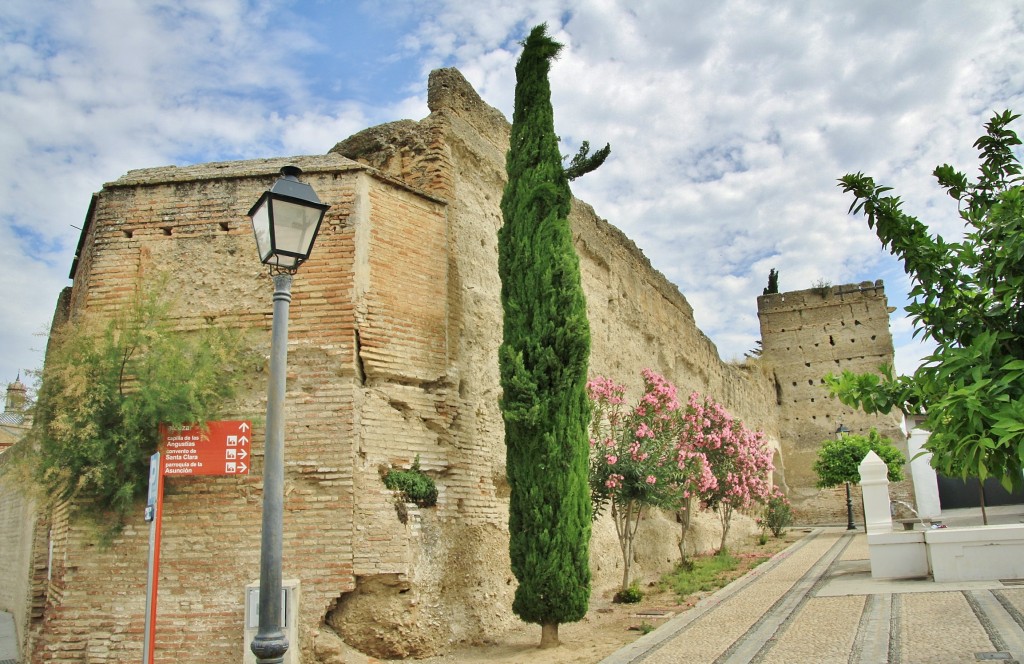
828;111;1024;491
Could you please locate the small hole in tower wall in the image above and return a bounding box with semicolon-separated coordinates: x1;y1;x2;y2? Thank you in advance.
162;227;172;236
219;222;230;231
123;230;133;238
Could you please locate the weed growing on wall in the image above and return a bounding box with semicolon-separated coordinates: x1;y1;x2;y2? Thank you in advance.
383;455;438;507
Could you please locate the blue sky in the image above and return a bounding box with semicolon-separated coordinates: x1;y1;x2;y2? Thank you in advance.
1;0;1023;392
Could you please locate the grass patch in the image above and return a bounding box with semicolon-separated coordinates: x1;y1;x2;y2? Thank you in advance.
658;550;747;600
659;545;778;602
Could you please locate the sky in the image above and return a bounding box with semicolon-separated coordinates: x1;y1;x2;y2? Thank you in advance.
1;0;1023;393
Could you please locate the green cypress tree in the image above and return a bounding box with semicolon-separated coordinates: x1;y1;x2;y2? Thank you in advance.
498;23;606;649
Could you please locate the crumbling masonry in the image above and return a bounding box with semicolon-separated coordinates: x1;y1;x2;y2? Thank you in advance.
0;69;904;662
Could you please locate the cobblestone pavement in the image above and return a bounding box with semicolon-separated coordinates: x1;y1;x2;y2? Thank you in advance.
602;525;1024;664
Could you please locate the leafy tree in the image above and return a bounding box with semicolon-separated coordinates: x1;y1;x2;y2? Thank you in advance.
813;429;905;488
28;276;250;526
587;371;708;591
498;23;608;649
827;111;1024;491
763;268;779;295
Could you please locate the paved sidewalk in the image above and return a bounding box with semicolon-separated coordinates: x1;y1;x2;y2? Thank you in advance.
602;516;1024;663
0;611;18;663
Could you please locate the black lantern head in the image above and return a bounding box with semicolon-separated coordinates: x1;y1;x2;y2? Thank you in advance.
249;165;330;272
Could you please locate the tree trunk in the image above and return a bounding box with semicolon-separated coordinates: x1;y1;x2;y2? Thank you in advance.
718;503;733;553
540;623;559;649
676;500;692;564
979;483;989;525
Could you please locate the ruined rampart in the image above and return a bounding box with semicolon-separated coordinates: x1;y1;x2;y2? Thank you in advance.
758;282;909;522
2;68;901;662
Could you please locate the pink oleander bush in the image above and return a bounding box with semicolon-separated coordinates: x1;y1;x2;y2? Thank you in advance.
679;392;775;552
589;370;777;588
757;490;793;538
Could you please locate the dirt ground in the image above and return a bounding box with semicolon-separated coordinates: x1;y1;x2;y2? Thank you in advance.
365;529;805;664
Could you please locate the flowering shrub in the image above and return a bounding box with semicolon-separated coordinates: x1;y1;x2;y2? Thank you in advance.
758;490;793;537
588;370;708;591
589;373;777;584
680;392;774;551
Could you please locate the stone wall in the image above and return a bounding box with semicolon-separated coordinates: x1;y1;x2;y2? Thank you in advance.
6;68;892;663
326;68;781;653
758;282;909;523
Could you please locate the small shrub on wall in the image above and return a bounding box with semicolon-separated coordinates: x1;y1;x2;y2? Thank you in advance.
383;456;437;507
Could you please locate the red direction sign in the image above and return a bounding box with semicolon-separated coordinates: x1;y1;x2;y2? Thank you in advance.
159;420;252;476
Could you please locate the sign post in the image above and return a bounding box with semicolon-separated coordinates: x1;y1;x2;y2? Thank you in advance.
142;452;164;664
143;421;252;662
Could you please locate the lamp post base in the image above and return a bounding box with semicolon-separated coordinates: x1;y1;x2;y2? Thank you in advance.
250;632;289;664
845;482;857;530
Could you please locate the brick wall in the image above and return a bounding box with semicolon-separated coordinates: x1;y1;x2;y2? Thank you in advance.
7;68;918;662
25;156;368;662
0;450;37;655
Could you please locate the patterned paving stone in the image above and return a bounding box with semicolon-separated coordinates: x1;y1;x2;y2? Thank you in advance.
604;522;1024;664
758;594;865;664
898;591;994;663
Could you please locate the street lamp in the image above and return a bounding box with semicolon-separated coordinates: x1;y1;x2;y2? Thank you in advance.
248;165;329;664
835;424;856;530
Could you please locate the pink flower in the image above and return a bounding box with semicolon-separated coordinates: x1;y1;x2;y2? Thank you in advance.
606;454;618;465
645;475;657;485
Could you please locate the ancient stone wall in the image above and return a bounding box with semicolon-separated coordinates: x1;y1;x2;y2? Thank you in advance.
7;68;887;663
758;282;910;523
30;157;366;662
332;68;781;634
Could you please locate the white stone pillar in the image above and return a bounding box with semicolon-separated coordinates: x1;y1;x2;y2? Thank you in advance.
906;416;941;518
859;450;893;534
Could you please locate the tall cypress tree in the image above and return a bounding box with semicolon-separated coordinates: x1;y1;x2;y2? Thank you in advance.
498;24;607;649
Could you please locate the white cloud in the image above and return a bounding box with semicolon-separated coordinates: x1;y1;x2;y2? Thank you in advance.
0;0;382;381
395;0;1024;374
1;0;1022;389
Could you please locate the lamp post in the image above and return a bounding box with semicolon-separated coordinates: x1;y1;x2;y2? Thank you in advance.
248;165;329;664
835;424;856;530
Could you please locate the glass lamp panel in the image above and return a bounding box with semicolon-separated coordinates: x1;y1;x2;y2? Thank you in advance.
249;195;273;263
271;198;323;258
267;253;299;270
